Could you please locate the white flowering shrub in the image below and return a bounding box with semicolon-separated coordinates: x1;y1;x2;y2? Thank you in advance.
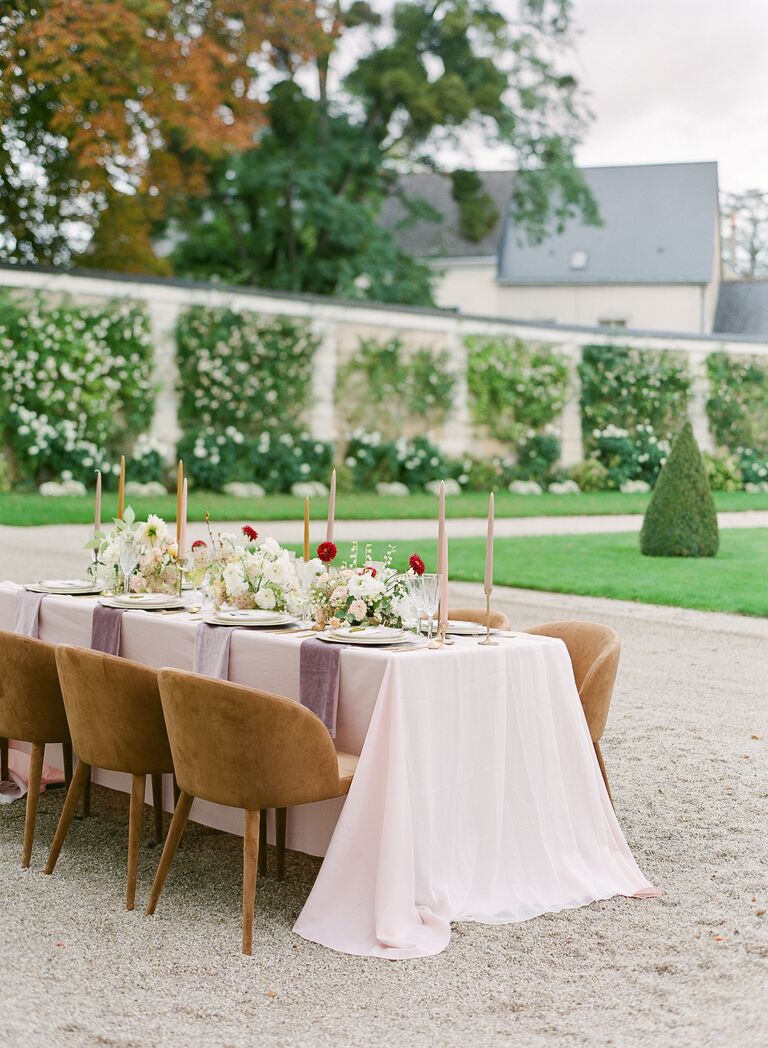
0;293;155;486
466;336;568;445
344;430;453;491
176;306;318;435
181;425;332;493
223;482;266;499
579;344;688;487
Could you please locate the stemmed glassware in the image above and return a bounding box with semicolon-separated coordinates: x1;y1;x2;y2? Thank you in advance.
118;533;140;598
408;574;441;640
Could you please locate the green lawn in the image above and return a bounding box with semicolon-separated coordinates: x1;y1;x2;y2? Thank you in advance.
2;489;768;527
310;529;768;618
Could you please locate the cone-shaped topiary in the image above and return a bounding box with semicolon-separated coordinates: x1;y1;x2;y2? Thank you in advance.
640;421;719;557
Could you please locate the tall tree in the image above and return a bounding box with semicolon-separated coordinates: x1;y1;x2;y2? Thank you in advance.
0;0;324;268
173;0;597;301
721;190;768;278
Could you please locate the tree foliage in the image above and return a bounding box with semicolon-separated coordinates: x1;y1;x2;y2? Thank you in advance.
1;0;596;301
0;0;324;267
721;189;768;277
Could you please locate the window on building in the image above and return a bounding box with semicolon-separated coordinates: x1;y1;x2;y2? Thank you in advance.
597;318;628;329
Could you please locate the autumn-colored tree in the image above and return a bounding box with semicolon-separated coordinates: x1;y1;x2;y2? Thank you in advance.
0;0;324;269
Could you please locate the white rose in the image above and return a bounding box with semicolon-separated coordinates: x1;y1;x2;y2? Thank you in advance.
255;585;276;610
260;537;281;557
223;562;249;598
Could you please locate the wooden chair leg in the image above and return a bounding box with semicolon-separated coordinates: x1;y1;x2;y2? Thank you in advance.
62;742;73;791
76;759;92;820
145;790;193;916
258;811;267;877
21;744;45;868
275;807;287;882
45;761;91;875
172;775;180;807
1;737;9;781
126;774;146;911
594;740;613;807
151;774;164;846
243;809;260;956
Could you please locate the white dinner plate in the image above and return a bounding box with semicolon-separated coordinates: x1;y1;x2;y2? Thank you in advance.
420;619;489;636
318;625;407;646
99;593;184;610
204;610;295;628
26;579;103;595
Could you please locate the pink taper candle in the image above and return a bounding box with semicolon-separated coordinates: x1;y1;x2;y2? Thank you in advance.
179;478;188;560
94;470;102;532
484;491;494;594
326;468;336;541
437;480;448;626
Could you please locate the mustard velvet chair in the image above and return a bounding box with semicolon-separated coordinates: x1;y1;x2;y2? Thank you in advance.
524;620;620;801
448;606;512;630
46;646;175;910
0;630;73;867
146;668;359;956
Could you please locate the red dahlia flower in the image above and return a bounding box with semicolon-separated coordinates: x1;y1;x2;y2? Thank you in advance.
409;553;426;576
191;540;207;551
317;541;338;564
242;525;259;542
363;565;377;577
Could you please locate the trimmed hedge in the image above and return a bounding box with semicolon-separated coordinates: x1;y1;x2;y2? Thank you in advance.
640;422;718;557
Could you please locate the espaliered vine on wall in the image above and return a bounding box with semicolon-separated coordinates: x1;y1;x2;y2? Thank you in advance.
0;292;156;487
175;305;326;491
466;335;568;444
706;351;768;454
335;337;456;439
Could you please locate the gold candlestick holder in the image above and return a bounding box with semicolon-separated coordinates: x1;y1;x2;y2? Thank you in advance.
478;590;497;646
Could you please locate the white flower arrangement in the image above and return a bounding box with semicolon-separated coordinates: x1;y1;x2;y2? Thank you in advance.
188;523;298;612
309;542;424;628
90;508;181;595
620;479;651;494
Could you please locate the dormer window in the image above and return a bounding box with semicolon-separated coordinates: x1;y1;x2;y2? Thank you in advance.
570;249;588;270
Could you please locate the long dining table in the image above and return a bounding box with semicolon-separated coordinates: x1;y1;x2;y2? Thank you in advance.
0;581;659;958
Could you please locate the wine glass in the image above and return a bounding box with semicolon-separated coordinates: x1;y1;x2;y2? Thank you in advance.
420;573;441;641
406;574;425;634
118;533;140;598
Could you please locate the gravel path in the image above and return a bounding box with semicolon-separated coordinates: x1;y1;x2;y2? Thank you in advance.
2;583;766;1048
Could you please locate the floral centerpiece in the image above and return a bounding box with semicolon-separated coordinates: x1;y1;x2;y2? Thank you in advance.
187;522;298;612
309;540;425;628
88;507;181;594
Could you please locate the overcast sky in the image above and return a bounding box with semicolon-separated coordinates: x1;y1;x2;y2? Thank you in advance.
569;0;768;193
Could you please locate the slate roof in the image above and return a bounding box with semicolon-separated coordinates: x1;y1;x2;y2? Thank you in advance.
713;280;768;336
383;162;720;286
379;171;512;259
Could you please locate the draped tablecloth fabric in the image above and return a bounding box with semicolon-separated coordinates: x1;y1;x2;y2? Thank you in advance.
0;582;657;957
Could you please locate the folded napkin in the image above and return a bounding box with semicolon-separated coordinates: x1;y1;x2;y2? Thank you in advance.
14;589;45;638
299;638;341;738
91;605;124;656
193;623;237;680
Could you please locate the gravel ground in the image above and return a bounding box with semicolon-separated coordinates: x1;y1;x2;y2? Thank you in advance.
2;584;767;1048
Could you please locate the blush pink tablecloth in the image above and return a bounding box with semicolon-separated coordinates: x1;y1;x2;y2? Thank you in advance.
0;582;658;958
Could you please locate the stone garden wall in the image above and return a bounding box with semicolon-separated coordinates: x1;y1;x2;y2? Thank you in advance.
1;265;766;494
